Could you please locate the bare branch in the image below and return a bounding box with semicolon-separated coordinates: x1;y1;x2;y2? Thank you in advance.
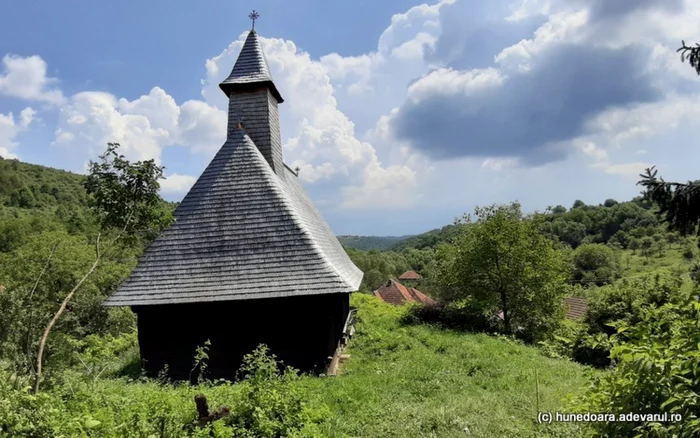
34;232;102;394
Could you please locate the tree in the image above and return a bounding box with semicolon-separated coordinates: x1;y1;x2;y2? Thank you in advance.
572;200;586;209
603;198;618;208
33;143;172;393
438;202;569;340
572;244;622;286
678;40;700;75
628;238;640;254
638;167;700;236
640;236;654;261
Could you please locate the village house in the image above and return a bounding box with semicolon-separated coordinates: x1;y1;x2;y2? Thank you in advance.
398;270;421;281
374;279;435;306
104;17;363;380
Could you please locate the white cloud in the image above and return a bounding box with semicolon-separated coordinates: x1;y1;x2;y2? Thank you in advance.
201;31;426;210
0;55;65;105
52;87;226;164
160;173;197;194
5;0;700;231
19;107;35;128
0;107;35;158
593;161;652;177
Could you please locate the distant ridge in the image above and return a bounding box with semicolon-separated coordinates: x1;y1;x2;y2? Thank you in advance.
337;235;413;251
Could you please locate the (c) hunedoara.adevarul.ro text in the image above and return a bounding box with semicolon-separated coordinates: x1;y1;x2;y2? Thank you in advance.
537;412;683;424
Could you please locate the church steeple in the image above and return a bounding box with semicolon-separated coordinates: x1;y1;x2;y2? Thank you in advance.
218;14;283;103
219;11;284;175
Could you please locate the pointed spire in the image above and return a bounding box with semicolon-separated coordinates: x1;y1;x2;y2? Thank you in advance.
219;16;284;103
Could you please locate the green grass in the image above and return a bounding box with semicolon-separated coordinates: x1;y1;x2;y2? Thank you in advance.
0;294;597;437
298;294;597;437
618;245;695;293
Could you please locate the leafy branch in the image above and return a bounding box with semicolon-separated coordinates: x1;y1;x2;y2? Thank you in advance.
677;40;700;75
638;167;700;237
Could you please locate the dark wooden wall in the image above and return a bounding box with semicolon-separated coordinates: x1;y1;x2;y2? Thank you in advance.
132;293;350;381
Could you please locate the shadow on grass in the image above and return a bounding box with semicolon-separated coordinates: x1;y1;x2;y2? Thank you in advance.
399;302;501;334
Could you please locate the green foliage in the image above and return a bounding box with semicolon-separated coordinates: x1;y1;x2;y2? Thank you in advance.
435;202;570;341
227;345;326;437
639;166;700;236
401;300;499;333
391;223;463;251
572;243;622;286
677;40;700;75
572;296;700;437
190;340;211;384
0;294;593;437
578;274;685;368
337;235;410;251
0;230;138;378
539;198;660;249
344;247;436;293
0;157;88;210
84;143;174;244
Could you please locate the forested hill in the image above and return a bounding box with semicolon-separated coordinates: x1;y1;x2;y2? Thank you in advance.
0;157;88;210
337;235;412;251
0;157;177;253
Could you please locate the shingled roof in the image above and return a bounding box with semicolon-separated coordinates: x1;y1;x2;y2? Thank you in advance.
104;28;362;307
398;270;421;280
219;29;283;103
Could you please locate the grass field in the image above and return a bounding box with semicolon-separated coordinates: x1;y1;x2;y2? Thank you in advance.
0;293;595;437
617;245;694;293
298;294;597;437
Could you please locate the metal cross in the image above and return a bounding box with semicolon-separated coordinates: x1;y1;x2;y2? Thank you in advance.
249;10;259;29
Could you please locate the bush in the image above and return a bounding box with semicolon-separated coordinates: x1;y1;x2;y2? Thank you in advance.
572;297;700;437
401;300;499;334
226;345;327;438
683;245;695;260
572;243;621;286
546;274;687;368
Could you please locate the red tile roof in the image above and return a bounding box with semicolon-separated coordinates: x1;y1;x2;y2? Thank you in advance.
564;296;587;320
407;287;436;305
374;279;435;306
398;270;422;280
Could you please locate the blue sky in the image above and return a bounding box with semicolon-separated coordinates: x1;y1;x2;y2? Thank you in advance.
1;0;699;236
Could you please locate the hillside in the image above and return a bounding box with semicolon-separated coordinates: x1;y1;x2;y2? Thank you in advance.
0;157;88;210
0;294;595;437
337;234;412;251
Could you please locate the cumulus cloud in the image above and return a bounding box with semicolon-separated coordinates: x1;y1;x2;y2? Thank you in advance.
5;0;700;221
201;32;421;209
160;173;197;194
0;107;35;159
0;55;65;105
52;87;226;165
375;0;699;170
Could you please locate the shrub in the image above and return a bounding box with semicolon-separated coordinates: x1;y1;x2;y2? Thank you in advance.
572;297;700;437
226;345;327;438
572;243;621;286
683;244;695;260
548;274;687;368
401;300;499;334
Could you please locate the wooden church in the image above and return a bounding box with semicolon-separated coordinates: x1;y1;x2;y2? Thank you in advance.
104;16;363;380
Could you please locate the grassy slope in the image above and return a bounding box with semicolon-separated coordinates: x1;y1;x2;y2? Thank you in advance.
618;245;695;294
1;294;595;437
299;294;596;437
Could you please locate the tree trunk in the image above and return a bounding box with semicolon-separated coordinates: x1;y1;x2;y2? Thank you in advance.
33;234;101;394
500;287;510;334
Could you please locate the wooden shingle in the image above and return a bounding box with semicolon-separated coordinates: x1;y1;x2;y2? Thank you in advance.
104;28;362;307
